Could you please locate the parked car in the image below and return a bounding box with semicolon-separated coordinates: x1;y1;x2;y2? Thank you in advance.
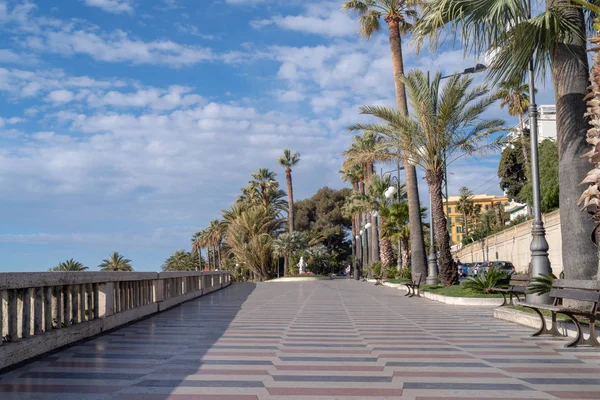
470;262;486;276
476;261;515;276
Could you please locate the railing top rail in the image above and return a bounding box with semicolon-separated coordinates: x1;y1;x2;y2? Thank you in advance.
0;271;229;290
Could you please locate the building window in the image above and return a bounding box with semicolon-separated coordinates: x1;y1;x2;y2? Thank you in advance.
485;204;489;210
457;226;462;233
448;217;452;223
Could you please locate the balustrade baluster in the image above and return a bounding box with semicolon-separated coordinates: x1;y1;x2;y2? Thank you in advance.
86;284;93;321
44;287;53;332
114;282;121;313
63;286;72;327
8;289;18;341
72;285;80;324
0;290;4;345
93;283;99;319
21;288;31;338
53;287;62;329
34;287;43;335
79;285;86;322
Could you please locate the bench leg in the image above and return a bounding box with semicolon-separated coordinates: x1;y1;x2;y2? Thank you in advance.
511;293;521;306
405;286;412;296
526;308;564;338
563;314;600;348
499;293;508;307
409;286;418;298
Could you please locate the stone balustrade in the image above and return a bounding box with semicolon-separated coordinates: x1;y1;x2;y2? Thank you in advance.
0;270;230;370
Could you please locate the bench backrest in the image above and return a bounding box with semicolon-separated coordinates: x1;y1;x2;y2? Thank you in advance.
549;279;600;314
509;274;529;287
413;273;422;285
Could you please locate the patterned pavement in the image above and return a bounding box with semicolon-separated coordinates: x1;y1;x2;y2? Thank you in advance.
1;279;599;400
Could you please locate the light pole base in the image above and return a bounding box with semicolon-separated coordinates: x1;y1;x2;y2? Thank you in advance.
526;219;552;304
426;256;439;285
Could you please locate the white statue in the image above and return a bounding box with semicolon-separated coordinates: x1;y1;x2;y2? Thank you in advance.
298;256;307;274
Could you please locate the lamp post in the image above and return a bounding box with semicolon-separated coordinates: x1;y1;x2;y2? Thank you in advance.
524;0;551;303
384;165;405;271
438;64;488;236
355;234;361;280
426;190;439;285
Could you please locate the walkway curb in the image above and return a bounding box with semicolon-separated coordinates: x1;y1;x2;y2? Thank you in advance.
267;277;329;282
381;281;504;306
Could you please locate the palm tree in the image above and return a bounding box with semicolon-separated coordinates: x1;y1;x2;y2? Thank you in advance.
272;232;308;276
350;71;505;285
576;0;600;272
380;200;411;269
342;132;390;265
364;175;395;272
162;250;200;271
413;0;596;282
343;0;428;280
191;231;205;270
340;165;364;273
495;78;532;164
99;252;133;272
456;187;474;238
50;258;88;272
239;168;288;215
278;149;300;233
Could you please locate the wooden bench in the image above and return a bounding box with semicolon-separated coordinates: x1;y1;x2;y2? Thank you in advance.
492;274;529;306
373;275;383;286
405;273;422;298
519;279;600;348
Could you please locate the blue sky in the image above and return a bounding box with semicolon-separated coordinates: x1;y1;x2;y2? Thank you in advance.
0;0;555;272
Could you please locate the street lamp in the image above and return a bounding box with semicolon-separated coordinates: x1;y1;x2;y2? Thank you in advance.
523;0;551;303
426;190;439;285
383;170;404;271
435;65;489;238
355;234;361;281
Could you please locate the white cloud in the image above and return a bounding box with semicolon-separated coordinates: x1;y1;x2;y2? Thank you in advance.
87;86;205;110
34;29;214;66
274;90;305;103
46;89;74;104
82;0;134;15
252;1;358;37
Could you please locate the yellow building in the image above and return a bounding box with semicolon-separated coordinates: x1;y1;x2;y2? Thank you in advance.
444;194;509;245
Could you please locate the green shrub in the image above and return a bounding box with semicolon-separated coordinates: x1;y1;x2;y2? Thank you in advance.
385;268;397;280
397;267;412;280
526;273;556;295
370;262;382;277
462;268;510;294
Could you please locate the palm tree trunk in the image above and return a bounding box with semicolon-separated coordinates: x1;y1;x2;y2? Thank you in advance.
387;19;427;280
548;0;597;280
495;204;502;229
284;256;289;276
367;163;380;265
286;169;295;232
401;237;410;268
427;171;455;286
518;114;529;164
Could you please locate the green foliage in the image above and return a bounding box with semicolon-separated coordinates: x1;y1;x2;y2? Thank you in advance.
294;187;352;266
385;267;397;280
526;273;557;296
498;139;529;201
519;139;559;213
50;259;88;272
162;250;201;271
99;252;133;272
272;232;308;259
397;267;412;280
370;261;382;277
461;269;510;294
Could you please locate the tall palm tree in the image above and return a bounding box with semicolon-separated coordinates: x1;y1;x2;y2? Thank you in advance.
350;71;505;285
495;78;532;164
239;168;288;215
343;0;428;280
278;149;300;233
413;0;596;282
342;132;390;265
364;175;395;271
50;259;88;272
99;252;133;272
191;231;205;270
456;187;474;238
272;231;308;276
575;0;600;272
341;165;364;274
380;200;411;269
162;250;200;271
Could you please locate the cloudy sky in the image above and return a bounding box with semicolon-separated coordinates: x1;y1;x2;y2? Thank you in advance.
0;0;555;272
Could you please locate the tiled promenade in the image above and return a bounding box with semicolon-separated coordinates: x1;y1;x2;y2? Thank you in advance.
1;279;599;400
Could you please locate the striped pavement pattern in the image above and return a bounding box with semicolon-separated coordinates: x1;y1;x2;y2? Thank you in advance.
0;279;599;399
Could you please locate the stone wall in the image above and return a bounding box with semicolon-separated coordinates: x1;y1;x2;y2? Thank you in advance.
453;210;562;274
0;270;231;370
